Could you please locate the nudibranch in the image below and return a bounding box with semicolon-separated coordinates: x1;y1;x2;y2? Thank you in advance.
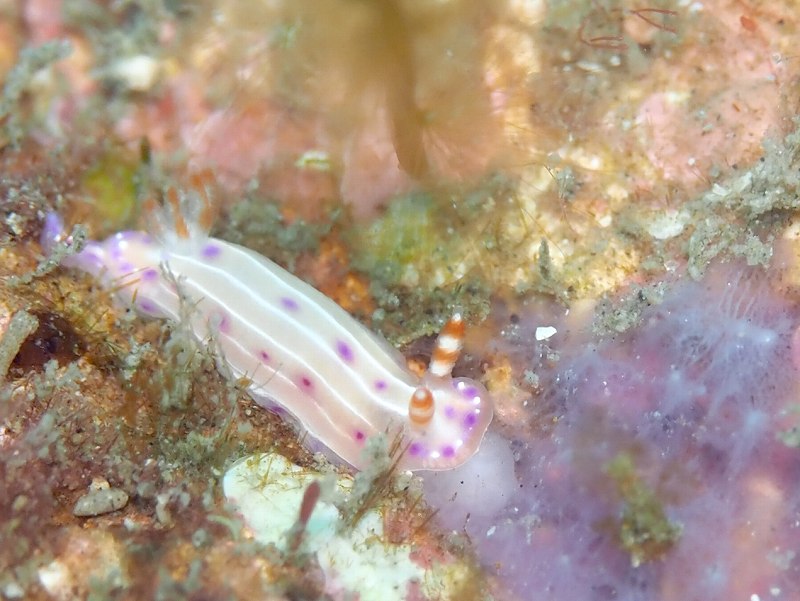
44;189;493;471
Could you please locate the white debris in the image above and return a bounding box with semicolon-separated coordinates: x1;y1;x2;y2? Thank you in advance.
647;210;689;240
110;55;160;92
38;561;71;601
294;150;331;172
223;453;425;601
2;581;24;599
535;326;557;341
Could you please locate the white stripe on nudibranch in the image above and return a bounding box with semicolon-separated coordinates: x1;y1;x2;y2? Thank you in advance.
46;201;493;471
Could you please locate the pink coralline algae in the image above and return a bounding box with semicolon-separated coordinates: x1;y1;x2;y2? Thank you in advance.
425;262;800;600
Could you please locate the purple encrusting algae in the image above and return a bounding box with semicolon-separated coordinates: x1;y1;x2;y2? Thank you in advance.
425;262;800;600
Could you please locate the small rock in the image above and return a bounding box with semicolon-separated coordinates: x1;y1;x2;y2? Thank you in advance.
110;55;160;92
89;476;110;491
73;488;128;517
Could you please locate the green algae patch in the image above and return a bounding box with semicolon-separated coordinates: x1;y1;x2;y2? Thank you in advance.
347;177;522;292
345;189;495;345
779;405;800;448
215;196;333;271
606;453;682;567
82;151;139;227
349;192;454;288
370;281;490;347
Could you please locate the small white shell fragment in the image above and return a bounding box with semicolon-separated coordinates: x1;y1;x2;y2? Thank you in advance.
2;581;24;599
110;54;160;92
535;326;557;341
596;213;613;228
575;60;604;73
711;182;730;198
38;560;71;599
732;171;753;194
223;453;426;601
646;210;689;240
294;149;331;171
89;476;110;491
73;487;129;517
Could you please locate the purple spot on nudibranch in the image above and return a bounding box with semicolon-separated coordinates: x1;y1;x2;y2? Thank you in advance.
336;339;354;363
408;442;423;456
258;350;270;363
209;310;231;334
444;405;456;420
142;268;159;282
300;376;313;390
374;380;387;391
463;412;477;428
442;445;456;458
355;430;366;442
462;386;479;399
138;298;157;314
118;261;135;274
281;297;299;311
201;243;221;259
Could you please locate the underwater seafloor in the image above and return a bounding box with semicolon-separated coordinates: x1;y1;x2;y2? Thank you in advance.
2;1;800;600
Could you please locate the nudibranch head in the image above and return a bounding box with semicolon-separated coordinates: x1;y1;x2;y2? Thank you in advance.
402;373;493;471
68;231;171;317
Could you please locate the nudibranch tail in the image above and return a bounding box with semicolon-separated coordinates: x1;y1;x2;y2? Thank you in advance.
39;212;93;273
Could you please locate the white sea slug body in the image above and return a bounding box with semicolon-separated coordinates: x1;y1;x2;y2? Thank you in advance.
46;198;493;471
